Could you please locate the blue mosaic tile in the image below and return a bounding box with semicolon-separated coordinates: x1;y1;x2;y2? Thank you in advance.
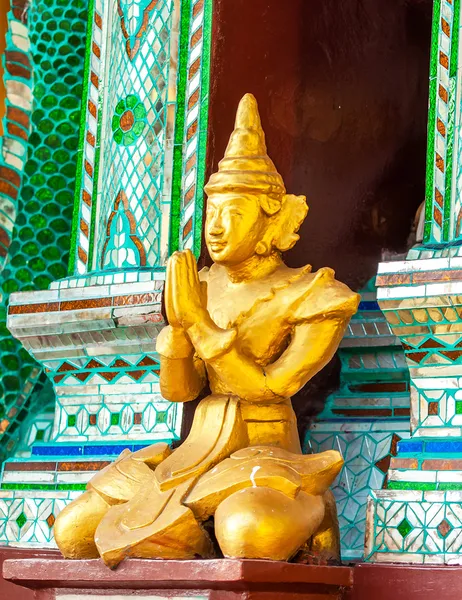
32;442;155;457
358;301;380;311
397;440;424;453
32;445;83;457
426;441;462;454
82;443;150;456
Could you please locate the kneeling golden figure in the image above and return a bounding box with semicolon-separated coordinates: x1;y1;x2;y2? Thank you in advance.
54;93;360;567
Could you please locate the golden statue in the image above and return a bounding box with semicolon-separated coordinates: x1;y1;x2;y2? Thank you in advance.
54;94;360;567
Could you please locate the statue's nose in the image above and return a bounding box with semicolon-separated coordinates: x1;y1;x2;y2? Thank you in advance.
209;220;224;236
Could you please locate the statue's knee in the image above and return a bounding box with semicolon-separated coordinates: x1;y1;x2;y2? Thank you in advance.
54;490;111;559
309;490;341;561
214;486;325;561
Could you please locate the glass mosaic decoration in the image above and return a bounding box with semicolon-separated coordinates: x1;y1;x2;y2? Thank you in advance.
423;0;459;243
305;281;410;560
0;0;88;460
366;0;462;565
70;0;212;275
95;0;177;270
101;190;146;269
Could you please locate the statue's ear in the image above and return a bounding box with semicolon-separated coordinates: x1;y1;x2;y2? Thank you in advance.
273;194;308;252
259;194;282;216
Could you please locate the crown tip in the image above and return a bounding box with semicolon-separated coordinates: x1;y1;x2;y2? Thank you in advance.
235;93;260;130
239;92;257;105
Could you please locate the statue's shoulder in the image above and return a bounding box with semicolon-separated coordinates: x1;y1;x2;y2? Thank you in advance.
286;266;360;324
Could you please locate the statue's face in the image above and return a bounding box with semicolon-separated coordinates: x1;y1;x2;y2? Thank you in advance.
205;193;266;265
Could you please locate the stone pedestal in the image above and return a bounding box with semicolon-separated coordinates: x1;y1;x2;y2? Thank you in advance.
0;547;61;600
7;557;462;600
2;558;353;600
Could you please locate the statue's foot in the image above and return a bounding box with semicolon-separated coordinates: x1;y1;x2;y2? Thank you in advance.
214;486;325;561
53;490;111;559
53;442;171;559
95;479;215;567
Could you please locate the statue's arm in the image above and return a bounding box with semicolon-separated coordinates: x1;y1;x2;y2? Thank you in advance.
265;318;348;396
156;325;207;402
186;316;349;402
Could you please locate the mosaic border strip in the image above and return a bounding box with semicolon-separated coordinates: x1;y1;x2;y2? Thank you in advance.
376;256;462;291
181;0;212;254
169;0;212;256
0;0;33;269
9;290;163;315
69;0;103;275
425;0;460;243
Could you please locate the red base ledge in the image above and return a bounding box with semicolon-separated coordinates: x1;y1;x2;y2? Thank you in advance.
2;550;462;600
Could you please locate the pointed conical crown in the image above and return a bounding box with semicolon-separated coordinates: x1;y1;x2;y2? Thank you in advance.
204;93;286;196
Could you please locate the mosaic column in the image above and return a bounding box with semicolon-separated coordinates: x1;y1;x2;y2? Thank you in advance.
0;0;213;548
7;0;212;446
305;280;410;560
365;0;462;564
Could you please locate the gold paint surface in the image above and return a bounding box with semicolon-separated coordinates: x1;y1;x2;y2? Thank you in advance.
55;94;359;566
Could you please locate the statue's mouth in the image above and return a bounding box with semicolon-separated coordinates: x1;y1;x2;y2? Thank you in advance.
209;241;227;251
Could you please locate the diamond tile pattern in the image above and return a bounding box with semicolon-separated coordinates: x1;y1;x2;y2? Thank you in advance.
306;426;410;559
367;491;462;559
46;513;55;529
0;494;80;546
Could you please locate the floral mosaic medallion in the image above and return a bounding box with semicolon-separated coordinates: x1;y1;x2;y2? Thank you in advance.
112;94;147;145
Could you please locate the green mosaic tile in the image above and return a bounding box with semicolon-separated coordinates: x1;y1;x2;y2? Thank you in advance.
16;512;27;530
67;415;77;427
157;410;167;424
456;401;462;414
438;483;462;491
111;413;120;426
397;518;413;538
56;483;87;491
111;94;146;145
35;429;45;442
388;481;437;491
1;482;86;491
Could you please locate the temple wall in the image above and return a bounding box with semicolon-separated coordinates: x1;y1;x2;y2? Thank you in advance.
0;0;439;563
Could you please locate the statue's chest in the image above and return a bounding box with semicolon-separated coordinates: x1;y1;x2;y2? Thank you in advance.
207;285;293;365
206;285;259;329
